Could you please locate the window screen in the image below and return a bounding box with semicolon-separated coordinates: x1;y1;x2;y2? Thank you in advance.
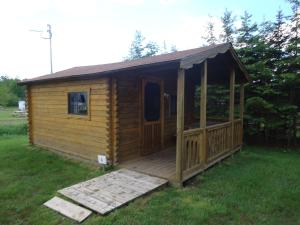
68;92;88;115
144;82;161;121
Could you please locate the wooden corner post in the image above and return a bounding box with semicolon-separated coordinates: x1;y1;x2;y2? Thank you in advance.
26;85;33;145
110;78;118;165
176;69;185;185
200;60;207;164
239;83;245;122
229;67;235;148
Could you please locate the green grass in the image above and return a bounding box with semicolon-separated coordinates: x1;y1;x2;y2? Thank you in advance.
0;123;27;135
0;107;27;125
0;136;300;225
0;107;27;135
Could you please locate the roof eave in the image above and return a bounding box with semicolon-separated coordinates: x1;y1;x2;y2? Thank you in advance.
179;43;249;82
18;60;180;85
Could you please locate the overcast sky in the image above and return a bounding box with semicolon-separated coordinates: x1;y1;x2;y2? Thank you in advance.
0;0;292;79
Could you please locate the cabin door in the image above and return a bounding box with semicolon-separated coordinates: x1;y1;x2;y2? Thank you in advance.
141;78;164;156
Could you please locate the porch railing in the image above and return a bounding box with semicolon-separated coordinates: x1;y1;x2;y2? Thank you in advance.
182;128;204;176
206;122;231;162
181;119;243;181
233;119;243;148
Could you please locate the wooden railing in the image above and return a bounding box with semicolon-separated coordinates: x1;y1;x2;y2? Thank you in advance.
182;128;203;174
206;122;232;162
181;119;243;181
233;119;243;148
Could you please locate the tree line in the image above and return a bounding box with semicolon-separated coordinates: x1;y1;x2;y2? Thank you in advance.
0;76;25;107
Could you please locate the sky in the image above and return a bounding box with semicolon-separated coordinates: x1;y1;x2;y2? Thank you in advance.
0;0;292;79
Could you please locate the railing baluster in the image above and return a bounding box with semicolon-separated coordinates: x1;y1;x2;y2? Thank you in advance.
181;120;242;180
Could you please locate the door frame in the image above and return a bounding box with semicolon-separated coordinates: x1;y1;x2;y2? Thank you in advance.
140;76;164;155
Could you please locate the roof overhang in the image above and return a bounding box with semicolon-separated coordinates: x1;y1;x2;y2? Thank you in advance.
180;43;249;82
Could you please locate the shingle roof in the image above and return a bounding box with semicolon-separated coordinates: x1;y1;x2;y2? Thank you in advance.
20;43;248;84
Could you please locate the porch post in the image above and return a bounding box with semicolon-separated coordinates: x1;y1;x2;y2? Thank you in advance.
200;60;207;164
229;67;235;148
239;83;245;143
176;69;185;185
239;83;245;121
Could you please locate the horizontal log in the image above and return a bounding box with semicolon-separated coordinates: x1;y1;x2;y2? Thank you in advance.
32;79;109;89
33;130;109;149
33;121;109;135
34;138;106;159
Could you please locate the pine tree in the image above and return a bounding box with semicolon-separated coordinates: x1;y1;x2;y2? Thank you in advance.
203;16;217;45
270;10;289;64
237;11;258;47
228;8;299;146
259;18;273;41
286;0;300;57
126;31;159;60
236;12;279;143
144;41;160;57
280;0;300;145
127;31;145;60
220;9;236;43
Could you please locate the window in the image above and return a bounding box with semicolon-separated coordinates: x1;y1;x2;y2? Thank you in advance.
68;92;88;115
144;82;161;121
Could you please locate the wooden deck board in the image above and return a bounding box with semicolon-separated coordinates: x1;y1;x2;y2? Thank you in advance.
58;169;168;215
119;148;176;180
44;196;92;223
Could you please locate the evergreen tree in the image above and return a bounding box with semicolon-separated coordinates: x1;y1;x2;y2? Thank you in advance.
237;11;258;47
128;31;145;60
286;0;300;57
238;7;300;146
236;11;279;143
203;16;217;45
220;9;236;43
126;31;159;60
259;18;273;41
270;10;289;64
144;41;160;57
280;0;300;145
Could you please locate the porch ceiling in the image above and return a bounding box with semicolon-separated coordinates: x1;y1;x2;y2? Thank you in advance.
186;51;247;85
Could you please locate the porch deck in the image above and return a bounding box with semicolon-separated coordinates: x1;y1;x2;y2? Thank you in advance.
120;119;243;184
119;148;176;181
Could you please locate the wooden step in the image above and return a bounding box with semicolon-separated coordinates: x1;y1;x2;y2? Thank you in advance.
44;196;92;223
58;169;168;215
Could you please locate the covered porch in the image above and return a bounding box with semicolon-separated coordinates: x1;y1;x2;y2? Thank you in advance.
118;45;248;185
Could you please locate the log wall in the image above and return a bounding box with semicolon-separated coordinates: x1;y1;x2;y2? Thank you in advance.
29;78;111;162
116;72;178;163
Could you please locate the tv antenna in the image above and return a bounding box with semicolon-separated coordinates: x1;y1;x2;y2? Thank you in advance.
30;24;53;74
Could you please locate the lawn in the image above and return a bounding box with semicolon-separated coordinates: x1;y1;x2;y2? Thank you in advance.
0;107;27;135
0;107;26;125
0;135;300;225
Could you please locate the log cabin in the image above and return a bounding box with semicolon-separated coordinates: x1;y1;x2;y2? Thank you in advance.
20;43;249;185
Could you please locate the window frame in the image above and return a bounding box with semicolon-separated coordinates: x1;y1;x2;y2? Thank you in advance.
66;88;91;120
